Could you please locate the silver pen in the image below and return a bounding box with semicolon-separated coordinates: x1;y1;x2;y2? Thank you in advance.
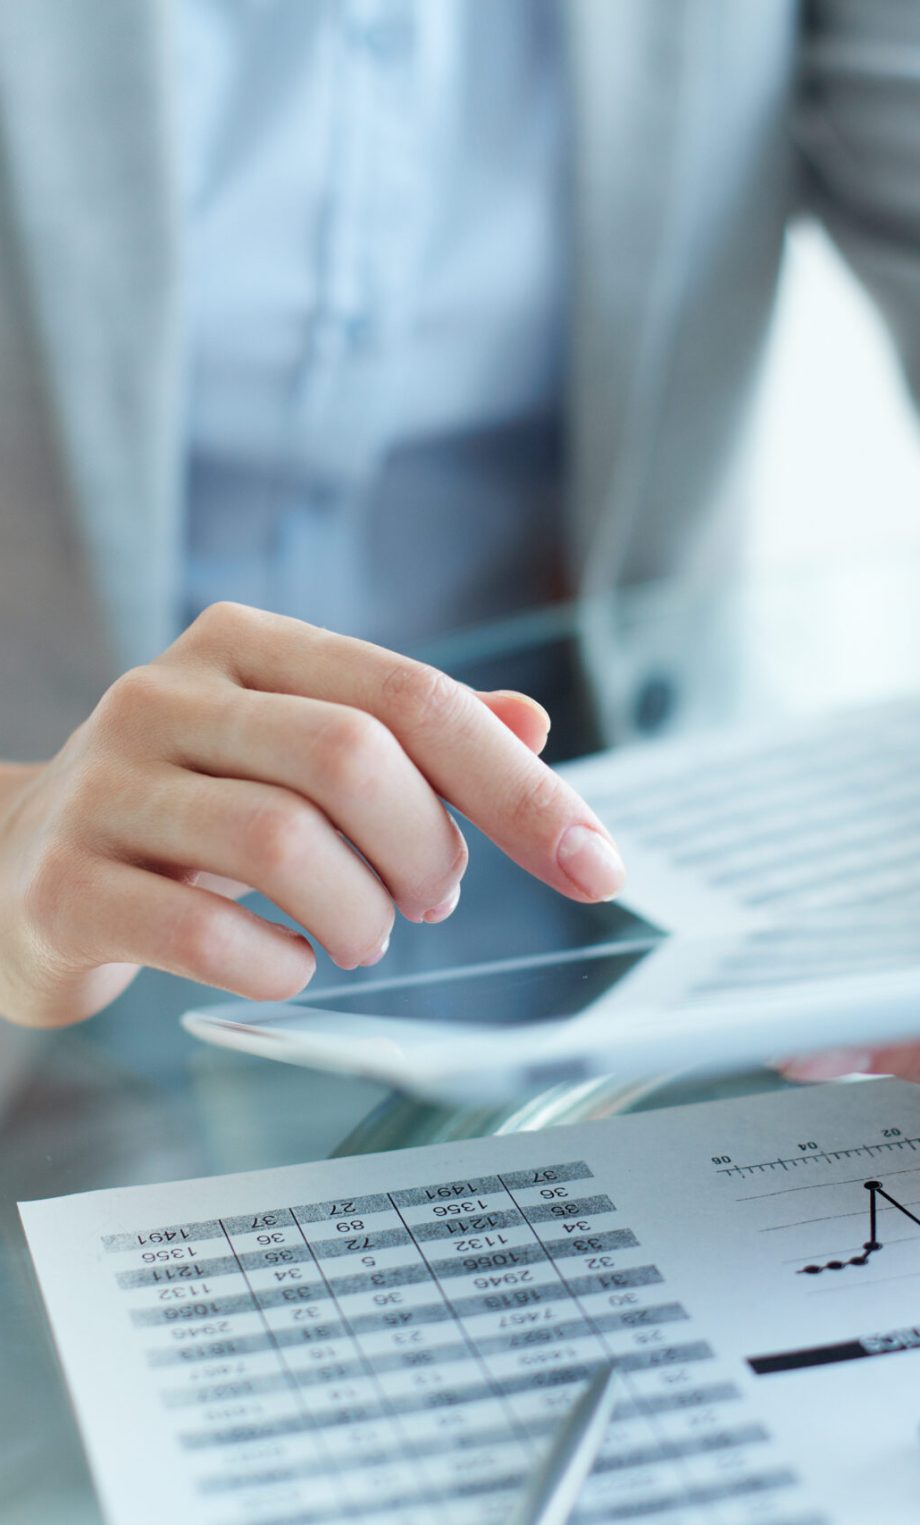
507;1359;620;1525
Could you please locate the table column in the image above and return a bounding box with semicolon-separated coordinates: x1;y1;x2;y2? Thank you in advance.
293;1187;524;1524
105;1209;341;1525
216;1206;361;1522
388;1169;582;1522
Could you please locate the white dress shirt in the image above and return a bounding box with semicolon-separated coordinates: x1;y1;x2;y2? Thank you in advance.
179;0;568;647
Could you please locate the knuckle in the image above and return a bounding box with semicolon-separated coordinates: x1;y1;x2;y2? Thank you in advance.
93;666;161;738
313;708;391;791
179;601;267;667
244;801;314;880
191;600;250;645
380;661;464;732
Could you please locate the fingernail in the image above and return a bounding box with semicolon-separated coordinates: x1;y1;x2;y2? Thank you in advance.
557;825;626;901
361;934;390;968
780;1048;875;1082
422;886;461;924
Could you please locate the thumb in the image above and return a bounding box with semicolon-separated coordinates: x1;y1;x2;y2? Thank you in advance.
476;689;552;755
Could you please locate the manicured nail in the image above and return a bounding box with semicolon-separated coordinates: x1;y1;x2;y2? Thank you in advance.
557;825;626;901
422;886;461;924
780;1049;874;1082
361;934;390;968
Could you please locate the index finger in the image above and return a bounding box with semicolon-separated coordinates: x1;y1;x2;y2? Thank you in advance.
200;607;625;903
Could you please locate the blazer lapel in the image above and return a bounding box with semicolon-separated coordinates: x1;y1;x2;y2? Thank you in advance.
0;0;181;667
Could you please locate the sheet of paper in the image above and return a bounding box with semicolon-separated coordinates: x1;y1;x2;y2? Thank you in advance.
543;694;920;1068
21;1079;920;1524
569;696;920;938
563;694;920;1015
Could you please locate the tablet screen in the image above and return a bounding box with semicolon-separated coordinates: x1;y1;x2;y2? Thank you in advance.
300;943;657;1027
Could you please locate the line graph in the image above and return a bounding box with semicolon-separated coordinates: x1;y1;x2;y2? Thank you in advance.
798;1181;920;1276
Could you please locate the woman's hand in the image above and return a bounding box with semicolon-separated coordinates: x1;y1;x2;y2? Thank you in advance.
0;603;625;1027
779;1047;920;1085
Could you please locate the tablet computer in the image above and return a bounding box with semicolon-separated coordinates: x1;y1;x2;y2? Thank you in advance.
182;911;920;1102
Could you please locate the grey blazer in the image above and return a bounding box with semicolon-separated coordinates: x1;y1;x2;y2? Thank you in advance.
1;0;919;758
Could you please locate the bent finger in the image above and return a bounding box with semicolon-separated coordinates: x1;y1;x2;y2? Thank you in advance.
72;860;316;999
108;771;394;970
210;611;623;904
181;694;468;923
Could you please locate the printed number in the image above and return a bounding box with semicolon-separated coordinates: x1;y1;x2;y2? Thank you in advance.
711;1156;731;1165
883;1128;902;1138
798;1142;819;1151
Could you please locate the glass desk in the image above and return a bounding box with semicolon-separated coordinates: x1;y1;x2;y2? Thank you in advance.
3;556;919;1525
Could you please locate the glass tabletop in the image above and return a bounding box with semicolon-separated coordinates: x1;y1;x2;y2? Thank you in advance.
3;555;919;1525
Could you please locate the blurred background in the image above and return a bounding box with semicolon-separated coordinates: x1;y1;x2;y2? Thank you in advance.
729;220;920;574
